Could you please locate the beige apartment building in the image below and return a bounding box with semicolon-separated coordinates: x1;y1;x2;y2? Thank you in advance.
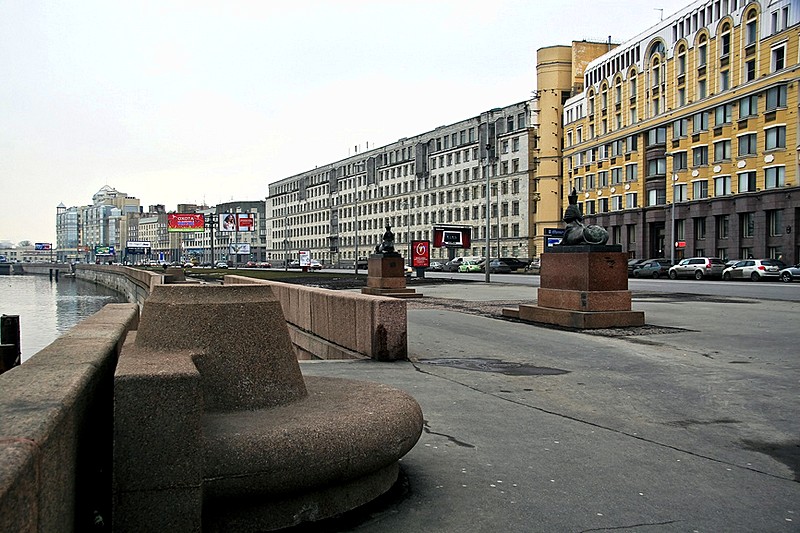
562;0;799;263
266;41;611;266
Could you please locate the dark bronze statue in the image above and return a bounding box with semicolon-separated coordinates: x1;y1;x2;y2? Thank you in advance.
375;224;396;254
560;188;609;246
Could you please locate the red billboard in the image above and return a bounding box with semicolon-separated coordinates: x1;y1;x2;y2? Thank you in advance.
411;240;430;268
433;225;472;248
168;213;205;232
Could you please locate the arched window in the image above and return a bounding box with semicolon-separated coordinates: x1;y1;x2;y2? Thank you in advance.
697;35;708;67
677;44;687;76
719;22;731;57
745;9;758;47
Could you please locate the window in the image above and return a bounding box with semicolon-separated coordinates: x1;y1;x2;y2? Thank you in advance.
647;158;666;176
768;210;783;236
625;192;638;208
698;78;707;99
599;198;609;213
693;112;708;132
720;70;730;91
677;46;686;75
765;166;785;189
672;183;687;202
648;189;666;206
738;171;757;192
720;24;731;56
740;95;758;118
714;140;731;162
692;217;706;241
647;127;666;145
626;134;638;152
673;151;688;170
714;175;731;196
611;195;623;210
693;146;708;166
741;212;755;238
586;174;595;189
745;11;758;46
625;164;638;182
677;87;686;106
715;104;732;125
585;200;596;215
675;219;685;241
738;133;757;156
765;85;787;111
598;171;608;187
611;167;622;184
772;45;786;71
765;126;786;150
716;215;729;239
744;59;756;82
698;37;708;66
673;118;688;138
693;180;708;199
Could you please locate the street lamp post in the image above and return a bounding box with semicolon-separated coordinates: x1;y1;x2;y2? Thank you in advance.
403;199;411;262
284;215;290;272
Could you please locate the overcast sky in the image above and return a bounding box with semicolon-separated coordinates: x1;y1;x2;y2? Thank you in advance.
1;0;690;246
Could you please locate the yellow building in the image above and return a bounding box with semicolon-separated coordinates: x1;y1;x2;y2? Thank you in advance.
562;0;798;263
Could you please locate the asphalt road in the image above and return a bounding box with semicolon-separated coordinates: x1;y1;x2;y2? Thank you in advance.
298;278;800;532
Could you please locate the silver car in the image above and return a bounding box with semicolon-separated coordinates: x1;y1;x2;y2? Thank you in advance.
723;259;786;281
779;264;800;283
668;257;726;280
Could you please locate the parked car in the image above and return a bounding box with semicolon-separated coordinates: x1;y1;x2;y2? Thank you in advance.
445;256;483;272
499;257;529;272
259;261;273;268
627;259;648;276
482;259;512;274
309;260;322;270
428;261;444;271
668;257;726;280
524;259;541;274
458;260;482;273
632;259;672;278
779;263;800;283
356;258;369;269
722;259;786;281
214;261;229;269
288;259;300;268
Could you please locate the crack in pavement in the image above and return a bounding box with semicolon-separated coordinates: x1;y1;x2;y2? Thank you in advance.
411;363;796;483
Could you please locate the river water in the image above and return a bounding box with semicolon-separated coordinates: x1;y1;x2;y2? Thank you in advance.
0;275;127;362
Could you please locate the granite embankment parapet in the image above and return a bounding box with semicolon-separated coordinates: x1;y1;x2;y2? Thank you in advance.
224;275;407;361
0;304;140;533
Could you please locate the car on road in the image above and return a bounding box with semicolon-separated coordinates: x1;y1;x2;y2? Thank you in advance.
309;260;322;270
499;257;529;272
214;261;229;269
428;261;444;271
632;259;672;278
524;259;541;274
722;259;786;281
458;260;482;273
482;259;512;274
259;261;273;268
627;259;648;276
668;257;726;280
288;259;300;268
779;263;800;283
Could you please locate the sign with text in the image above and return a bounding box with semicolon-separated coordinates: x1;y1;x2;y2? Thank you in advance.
35;243;52;250
95;246;115;255
228;243;251;254
126;241;151;249
219;213;255;232
411;240;430;268
168;213;205;232
299;250;311;267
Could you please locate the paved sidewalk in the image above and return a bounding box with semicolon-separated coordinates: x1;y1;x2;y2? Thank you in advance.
300;283;799;532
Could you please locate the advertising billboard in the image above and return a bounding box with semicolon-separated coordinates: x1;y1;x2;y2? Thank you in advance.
168;213;205;232
432;225;472;248
126;241;151;255
95;246;115;255
219;213;255;232
411;240;430;268
228;243;251;254
35;243;52;250
299;250;311;267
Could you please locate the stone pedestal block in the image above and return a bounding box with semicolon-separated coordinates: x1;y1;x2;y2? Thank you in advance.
367;253;405;285
512;246;645;329
540;248;628;291
537;288;633;312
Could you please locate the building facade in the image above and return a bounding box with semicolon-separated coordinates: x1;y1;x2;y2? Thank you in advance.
562;0;799;263
266;41;611;266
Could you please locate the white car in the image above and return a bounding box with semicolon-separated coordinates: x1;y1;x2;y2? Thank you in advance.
722;259;786;281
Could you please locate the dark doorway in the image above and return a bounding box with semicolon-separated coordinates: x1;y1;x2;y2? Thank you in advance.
650;222;666;258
